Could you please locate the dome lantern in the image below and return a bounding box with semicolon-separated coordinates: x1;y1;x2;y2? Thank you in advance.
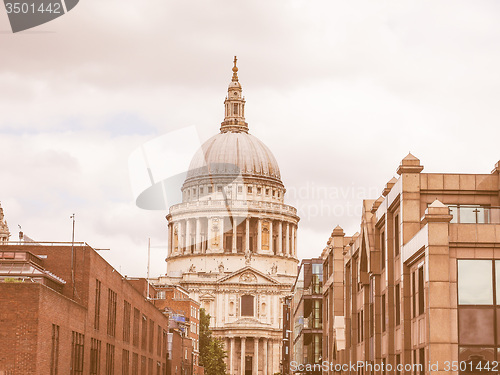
221;56;249;134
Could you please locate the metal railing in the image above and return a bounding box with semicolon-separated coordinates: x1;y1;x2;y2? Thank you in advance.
169;199;297;215
448;205;500;224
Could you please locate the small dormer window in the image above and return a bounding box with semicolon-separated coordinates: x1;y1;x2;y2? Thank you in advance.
217;186;222;193
248;186;253;194
257;187;262;195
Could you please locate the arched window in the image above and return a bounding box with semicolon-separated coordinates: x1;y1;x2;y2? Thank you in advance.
241;295;254;317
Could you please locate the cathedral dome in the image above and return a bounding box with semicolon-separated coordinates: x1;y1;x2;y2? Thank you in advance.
185;132;282;183
183;56;283;187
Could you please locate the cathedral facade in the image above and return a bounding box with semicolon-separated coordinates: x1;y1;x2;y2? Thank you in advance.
156;58;299;375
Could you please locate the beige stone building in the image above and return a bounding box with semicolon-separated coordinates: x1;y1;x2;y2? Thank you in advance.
0;203;10;244
322;155;500;375
156;58;299;375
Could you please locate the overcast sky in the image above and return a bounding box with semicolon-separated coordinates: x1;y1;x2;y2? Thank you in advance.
1;0;499;277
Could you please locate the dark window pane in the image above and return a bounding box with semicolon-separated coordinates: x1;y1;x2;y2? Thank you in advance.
241;295;254;316
458;260;493;305
459;347;495;374
496;261;500;304
418;266;425;315
497;308;500;345
458;307;494;345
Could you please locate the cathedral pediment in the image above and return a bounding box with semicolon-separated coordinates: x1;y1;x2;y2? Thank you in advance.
217;266;279;285
225;317;270;328
199;292;215;300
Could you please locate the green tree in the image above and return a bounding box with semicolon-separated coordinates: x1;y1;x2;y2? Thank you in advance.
199;308;228;375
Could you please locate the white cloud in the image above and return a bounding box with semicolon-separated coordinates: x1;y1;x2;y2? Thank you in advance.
1;0;499;275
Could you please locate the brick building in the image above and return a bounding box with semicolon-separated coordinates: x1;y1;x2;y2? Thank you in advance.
152;285;202;375
0;242;193;375
321;156;500;375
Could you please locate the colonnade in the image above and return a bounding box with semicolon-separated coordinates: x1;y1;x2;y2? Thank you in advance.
225;336;280;375
167;216;297;258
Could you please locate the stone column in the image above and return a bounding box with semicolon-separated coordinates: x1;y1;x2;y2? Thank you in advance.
232;217;238;253
272;341;280;374
397;153;425;367
195;218;201;253
285;222;290;256
269;221;273;254
263;338;268;375
293;225;297;258
240;337;246;375
253;338;259;375
185;219;191;254
178;221;183;254
278;221;283;255
257;218;262;253
167;223;172;256
245;217;250;252
291;225;295;257
422;200;455;375
230;337;234;375
220;217;224;253
269;339;275;374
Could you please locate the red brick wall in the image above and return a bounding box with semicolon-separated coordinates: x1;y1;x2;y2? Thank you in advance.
0;283;40;374
0;244;174;374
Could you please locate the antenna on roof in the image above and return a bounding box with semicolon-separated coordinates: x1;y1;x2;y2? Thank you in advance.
70;214;76;299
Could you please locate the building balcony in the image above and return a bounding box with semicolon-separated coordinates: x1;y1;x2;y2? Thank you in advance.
449;205;500;224
169;199;297;216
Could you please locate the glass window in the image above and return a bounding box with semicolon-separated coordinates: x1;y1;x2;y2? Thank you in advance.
459;347;495;373
241;295;254;316
458;260;493;305
394;214;400;257
395;284;401;326
380;231;386;270
496;261;500;304
449;205;457;223
460;207;479;224
458;307;495;345
418;266;425;315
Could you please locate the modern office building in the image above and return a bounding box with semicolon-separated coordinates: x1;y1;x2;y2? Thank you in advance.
291;258;323;375
156;58;299;375
321;155;500;375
